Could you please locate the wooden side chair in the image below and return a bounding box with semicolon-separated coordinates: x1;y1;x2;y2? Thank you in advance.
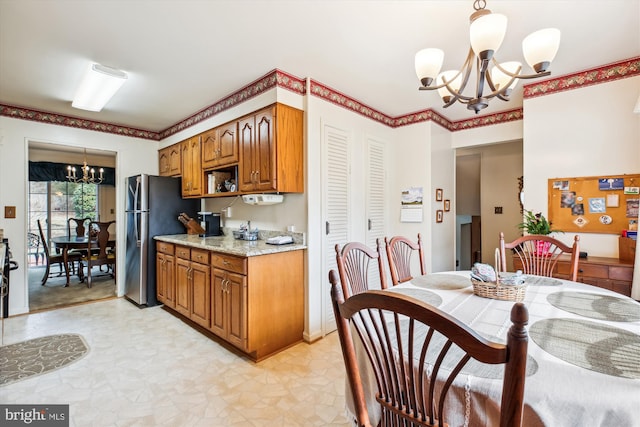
499;232;580;281
335;240;388;298
82;220;116;287
36;219;83;286
329;269;529;427
67;217;91;237
384;233;426;285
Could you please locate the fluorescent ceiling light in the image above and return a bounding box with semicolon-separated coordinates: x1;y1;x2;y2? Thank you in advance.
72;63;128;112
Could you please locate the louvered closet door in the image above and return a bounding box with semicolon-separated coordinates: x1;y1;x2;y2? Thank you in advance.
322;124;350;334
365;138;386;289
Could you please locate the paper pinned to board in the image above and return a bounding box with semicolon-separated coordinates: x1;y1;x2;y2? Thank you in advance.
400;207;423;223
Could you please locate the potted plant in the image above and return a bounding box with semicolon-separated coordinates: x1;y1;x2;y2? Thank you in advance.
517;210;559;235
517;210;560;255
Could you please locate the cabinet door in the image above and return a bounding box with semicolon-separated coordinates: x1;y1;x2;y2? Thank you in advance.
168;145;181;176
218;121;239;166
253;108;275;191
238;116;255;192
210;268;227;337
181;136;202;196
175;258;191;317
156;252;176;308
226;270;247;350
190;262;211;328
201;128;219;170
159;149;171;176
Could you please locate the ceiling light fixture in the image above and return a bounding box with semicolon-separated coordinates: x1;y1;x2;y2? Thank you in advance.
415;0;561;114
72;63;128;112
66;148;104;184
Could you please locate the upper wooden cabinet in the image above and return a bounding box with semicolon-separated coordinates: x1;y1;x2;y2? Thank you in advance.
158;143;181;177
165;103;303;198
201;121;239;170
239;103;303;193
181;135;203;197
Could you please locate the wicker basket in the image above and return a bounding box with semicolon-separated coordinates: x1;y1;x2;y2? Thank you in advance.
471;278;526;302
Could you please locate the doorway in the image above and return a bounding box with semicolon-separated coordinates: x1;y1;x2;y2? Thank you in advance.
27;142;117;312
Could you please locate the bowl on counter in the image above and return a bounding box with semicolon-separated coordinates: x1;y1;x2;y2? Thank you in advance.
232;230;244;239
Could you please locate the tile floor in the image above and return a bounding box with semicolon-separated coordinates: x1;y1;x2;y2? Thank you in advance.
0;298;353;426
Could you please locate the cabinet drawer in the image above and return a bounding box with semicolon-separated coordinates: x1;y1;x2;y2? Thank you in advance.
576;264;609;279
176;246;191;260
211;253;247;275
191;248;209;264
157;241;174;255
609;266;633;281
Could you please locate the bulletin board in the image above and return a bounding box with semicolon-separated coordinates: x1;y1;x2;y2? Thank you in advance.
548;174;640;234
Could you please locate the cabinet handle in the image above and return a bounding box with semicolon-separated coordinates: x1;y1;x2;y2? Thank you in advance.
326;221;330;235
223;259;230;266
368;219;372;231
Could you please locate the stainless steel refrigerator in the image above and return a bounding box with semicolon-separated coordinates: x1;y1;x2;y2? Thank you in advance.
124;174;199;307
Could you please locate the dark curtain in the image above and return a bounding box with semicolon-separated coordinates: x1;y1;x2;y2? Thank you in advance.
29;161;116;186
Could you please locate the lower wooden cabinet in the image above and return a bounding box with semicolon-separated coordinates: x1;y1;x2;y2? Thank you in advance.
156;242;176;308
513;255;633;297
175;246;211;328
211;267;247;350
157;241;304;361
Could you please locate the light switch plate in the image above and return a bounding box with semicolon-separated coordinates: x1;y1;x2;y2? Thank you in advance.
4;206;16;218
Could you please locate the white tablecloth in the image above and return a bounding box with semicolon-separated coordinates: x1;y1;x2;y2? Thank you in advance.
347;271;640;427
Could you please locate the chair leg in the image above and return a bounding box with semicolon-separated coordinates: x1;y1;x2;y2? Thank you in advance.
86;264;92;288
40;261;50;286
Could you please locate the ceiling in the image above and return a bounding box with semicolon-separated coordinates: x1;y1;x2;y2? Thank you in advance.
1;1;639;133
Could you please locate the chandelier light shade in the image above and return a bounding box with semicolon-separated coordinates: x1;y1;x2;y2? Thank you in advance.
415;0;561;114
72;63;128;112
66;148;104;184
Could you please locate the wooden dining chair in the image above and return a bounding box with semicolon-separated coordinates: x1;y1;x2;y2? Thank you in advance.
67;217;91;237
329;269;529;427
36;219;83;286
384;233;426;286
499;232;580;281
82;220;116;287
335;240;388;298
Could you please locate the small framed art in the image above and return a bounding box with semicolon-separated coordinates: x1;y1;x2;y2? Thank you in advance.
444;199;450;212
436;210;443;223
435;188;443;202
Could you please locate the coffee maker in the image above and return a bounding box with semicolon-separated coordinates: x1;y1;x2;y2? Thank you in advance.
198;211;222;237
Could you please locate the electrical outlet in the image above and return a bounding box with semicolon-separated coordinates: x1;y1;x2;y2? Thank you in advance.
495;207;503;214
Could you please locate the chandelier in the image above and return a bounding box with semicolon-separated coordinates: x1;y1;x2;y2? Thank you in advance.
415;0;561;114
66;148;104;184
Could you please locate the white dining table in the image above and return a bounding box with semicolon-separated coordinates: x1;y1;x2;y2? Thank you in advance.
347;271;640;427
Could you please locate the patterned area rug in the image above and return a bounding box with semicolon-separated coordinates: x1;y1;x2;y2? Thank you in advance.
0;334;89;386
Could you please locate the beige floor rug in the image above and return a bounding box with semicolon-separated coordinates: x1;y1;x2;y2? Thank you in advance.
28;266;116;312
0;334;89;386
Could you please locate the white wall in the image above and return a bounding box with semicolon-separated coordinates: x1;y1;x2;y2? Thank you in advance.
305;93;397;340
0;116;159;315
523;76;640;256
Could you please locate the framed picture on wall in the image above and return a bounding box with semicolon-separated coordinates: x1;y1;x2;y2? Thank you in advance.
444;199;450;212
436;188;443;201
436;210;443;223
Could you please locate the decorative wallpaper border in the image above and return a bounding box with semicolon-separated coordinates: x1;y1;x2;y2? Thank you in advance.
159;69;306;139
0;104;161;140
1;57;637;138
524;57;640;99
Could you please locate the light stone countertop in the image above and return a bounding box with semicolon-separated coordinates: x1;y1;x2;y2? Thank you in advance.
154;231;306;257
